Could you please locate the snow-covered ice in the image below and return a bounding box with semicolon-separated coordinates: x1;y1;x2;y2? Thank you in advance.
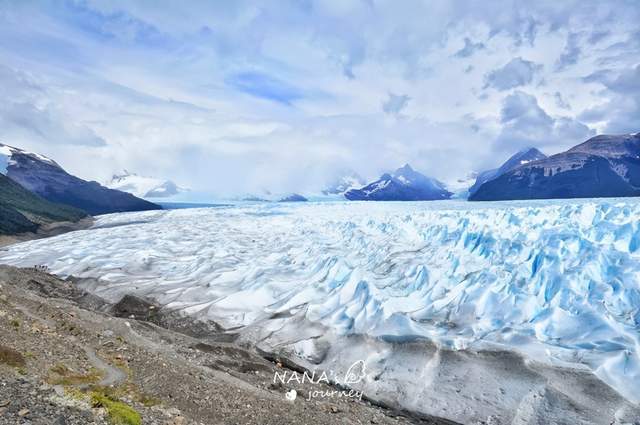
1;199;640;421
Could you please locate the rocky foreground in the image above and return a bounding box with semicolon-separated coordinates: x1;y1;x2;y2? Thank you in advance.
0;265;455;425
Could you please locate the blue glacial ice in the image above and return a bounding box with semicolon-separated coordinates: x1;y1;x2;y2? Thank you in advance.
1;199;640;404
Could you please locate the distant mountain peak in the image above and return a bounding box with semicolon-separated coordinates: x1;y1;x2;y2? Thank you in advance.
517;146;542;154
396;163;414;172
514;147;545;160
393;164;418;182
105;170;188;199
322;170;366;195
345;164;451;201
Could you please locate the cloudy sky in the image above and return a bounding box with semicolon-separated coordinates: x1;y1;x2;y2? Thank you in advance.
0;0;639;197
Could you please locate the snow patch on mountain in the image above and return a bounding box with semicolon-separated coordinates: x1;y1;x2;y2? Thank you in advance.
0;143;59;174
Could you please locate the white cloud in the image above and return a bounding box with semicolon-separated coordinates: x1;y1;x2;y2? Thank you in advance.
580;65;640;134
454;37;485;58
0;0;638;197
496;91;593;152
382;93;411;115
484;57;542;91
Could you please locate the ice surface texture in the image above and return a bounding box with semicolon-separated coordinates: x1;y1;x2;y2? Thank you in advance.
1;199;640;402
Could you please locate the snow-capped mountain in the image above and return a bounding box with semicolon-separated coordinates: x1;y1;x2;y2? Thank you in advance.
106;170;188;199
0;142;159;215
468;147;547;196
470;133;640;201
322;171;366;195
345;164;452;201
0;143;60;174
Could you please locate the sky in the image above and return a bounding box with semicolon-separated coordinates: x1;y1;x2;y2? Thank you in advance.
0;0;639;197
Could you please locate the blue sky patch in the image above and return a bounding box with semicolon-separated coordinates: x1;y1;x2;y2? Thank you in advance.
225;71;303;105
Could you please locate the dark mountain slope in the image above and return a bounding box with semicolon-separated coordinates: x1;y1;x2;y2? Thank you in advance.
470;133;640;201
0;173;87;234
468;147;547;196
1;143;160;215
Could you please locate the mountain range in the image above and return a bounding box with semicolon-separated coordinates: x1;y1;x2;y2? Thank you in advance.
0;143;159;216
470;133;640;201
3;131;640;227
345;164;452;201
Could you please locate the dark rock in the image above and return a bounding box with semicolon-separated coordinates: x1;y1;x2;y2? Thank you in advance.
111;294;159;321
111;294;228;340
0;345;26;367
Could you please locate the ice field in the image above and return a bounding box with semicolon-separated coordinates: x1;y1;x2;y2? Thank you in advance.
2;199;640;408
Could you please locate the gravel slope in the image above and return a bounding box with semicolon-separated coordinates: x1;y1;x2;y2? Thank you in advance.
0;265;454;425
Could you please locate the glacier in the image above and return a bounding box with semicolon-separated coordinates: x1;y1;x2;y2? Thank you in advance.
1;199;640;423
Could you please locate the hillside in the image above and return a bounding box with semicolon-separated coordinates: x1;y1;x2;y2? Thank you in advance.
0;173;87;235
